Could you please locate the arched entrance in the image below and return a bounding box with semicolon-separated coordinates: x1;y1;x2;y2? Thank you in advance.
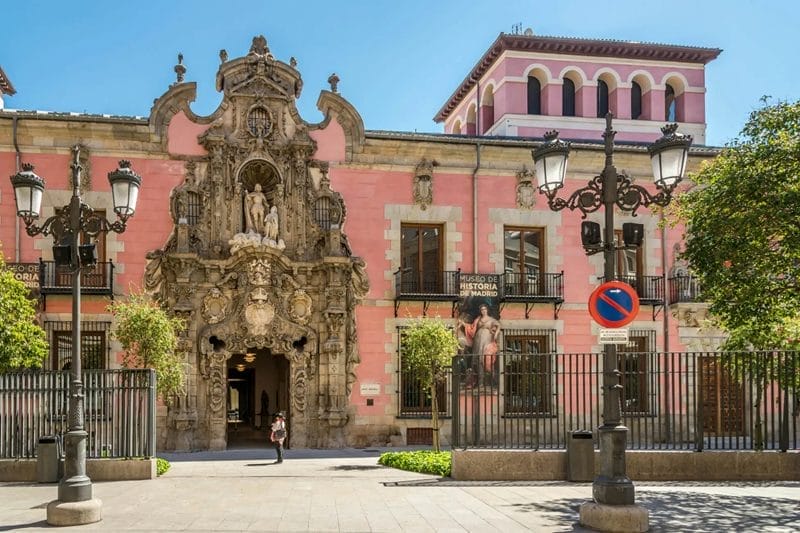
226;348;289;449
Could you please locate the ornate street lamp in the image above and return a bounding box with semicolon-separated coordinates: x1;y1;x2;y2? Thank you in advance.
10;145;141;526
533;114;691;528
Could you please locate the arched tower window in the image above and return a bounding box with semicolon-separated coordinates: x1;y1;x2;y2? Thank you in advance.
665;84;676;122
562;78;576;117
527;76;541;115
597;79;609;117
452;120;462;135
631;81;642;120
481;86;495;134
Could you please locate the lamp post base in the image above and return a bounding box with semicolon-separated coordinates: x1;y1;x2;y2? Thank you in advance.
579;502;649;533
46;498;102;526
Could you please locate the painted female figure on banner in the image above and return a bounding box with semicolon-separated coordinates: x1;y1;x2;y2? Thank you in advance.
459;303;501;381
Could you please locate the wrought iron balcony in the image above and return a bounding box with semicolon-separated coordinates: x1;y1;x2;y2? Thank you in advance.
598;275;664;305
39;259;114;296
669;275;702;303
502;271;564;302
394;269;461;301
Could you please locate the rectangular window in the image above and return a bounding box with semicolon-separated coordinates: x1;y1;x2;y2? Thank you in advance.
614;229;642;278
503;330;556;416
504;227;544;296
398;328;448;417
46;321;110;371
400;223;443;293
617;330;656;415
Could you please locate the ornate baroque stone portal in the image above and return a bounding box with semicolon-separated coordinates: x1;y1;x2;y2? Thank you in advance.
145;36;368;450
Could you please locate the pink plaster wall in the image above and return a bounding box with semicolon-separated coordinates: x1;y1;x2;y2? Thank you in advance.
167;111;209;156
310;117;346;162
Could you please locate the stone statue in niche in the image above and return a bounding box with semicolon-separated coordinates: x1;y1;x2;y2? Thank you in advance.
230;184;285;253
264;205;279;242
245;184;268;235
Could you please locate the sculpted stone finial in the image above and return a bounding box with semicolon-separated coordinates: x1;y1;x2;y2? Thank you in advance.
174;53;186;84
219;49;228;64
327;73;340;93
289;56;297;68
249;35;271;58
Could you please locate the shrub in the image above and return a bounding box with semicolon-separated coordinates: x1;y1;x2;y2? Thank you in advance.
156;457;170;476
378;450;451;477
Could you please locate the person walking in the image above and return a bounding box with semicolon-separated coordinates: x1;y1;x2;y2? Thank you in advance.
270;412;287;463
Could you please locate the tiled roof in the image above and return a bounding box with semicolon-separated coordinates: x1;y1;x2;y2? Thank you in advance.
434;33;722;122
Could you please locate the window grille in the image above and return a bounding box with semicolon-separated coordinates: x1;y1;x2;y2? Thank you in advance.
396;326;448;417
186;191;201;226
247;106;271;137
314;196;332;230
618;329;657;415
45;321;111;371
503;329;557;416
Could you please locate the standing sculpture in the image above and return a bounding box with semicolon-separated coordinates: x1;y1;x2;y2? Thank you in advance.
264;205;279;242
245;184;268;235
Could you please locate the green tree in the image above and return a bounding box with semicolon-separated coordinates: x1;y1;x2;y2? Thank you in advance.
401;318;460;452
0;256;48;371
109;292;186;402
674;99;800;448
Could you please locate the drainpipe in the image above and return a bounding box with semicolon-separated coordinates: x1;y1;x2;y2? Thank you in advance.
12;116;21;261
472;142;481;270
473;81;481;270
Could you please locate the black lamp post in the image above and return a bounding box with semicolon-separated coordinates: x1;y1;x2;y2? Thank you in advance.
10;145;141;525
533;114;690;518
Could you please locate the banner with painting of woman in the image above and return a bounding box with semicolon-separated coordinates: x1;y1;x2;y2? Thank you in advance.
456;274;501;386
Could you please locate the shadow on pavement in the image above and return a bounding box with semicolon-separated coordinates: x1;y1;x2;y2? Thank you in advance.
639;491;800;532
0;520;49;531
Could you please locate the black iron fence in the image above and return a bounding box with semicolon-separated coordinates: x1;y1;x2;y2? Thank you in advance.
451;351;799;451
0;369;156;459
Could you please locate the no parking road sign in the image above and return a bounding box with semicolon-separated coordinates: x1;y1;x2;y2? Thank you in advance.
588;281;640;328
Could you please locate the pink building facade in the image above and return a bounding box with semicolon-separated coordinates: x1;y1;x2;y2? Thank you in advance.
0;34;721;450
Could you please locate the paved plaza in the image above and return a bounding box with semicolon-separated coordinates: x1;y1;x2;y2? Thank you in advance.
1;448;799;532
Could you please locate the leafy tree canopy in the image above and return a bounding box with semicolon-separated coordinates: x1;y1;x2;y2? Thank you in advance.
0;254;48;371
401;318;460;387
109;291;186;402
675;98;800;350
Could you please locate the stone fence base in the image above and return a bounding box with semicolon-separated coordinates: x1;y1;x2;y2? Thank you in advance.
0;458;156;482
452;449;800;481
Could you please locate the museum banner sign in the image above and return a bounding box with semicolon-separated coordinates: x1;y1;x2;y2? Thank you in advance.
7;263;39;291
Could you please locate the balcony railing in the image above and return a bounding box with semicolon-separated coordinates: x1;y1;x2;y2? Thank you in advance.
502;271;564;302
669;275;702;303
39;259;114;296
599;275;664;304
394;269;461;300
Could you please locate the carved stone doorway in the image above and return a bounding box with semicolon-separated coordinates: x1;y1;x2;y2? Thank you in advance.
225;348;289;449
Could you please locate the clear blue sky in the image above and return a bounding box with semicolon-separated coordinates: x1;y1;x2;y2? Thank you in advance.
2;0;797;147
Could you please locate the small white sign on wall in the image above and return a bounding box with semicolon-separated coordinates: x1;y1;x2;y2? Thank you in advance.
599;328;629;345
360;383;381;396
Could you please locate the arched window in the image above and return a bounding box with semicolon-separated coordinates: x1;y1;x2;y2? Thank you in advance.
597;79;609;117
527;76;541;115
631;81;642;120
562;78;576;117
453;120;462;135
665;84;676;122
